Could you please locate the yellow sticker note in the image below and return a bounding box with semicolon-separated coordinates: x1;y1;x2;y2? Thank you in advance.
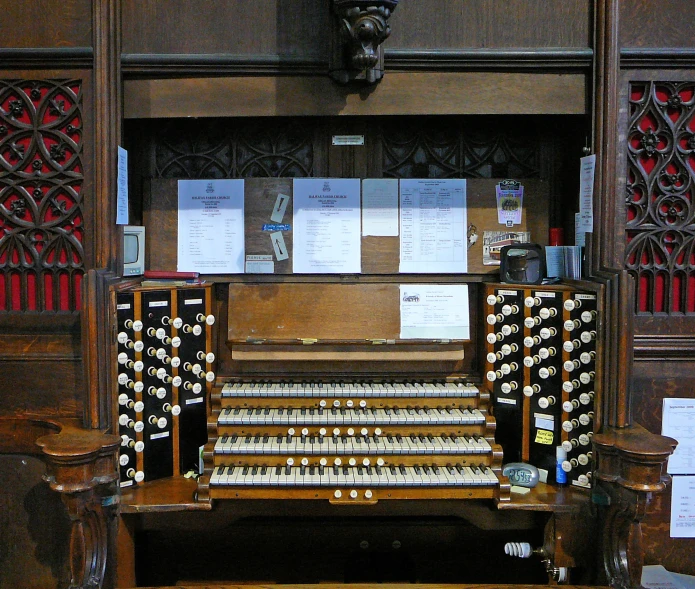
535;429;554;445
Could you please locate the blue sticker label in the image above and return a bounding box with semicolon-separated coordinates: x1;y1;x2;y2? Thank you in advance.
262;224;290;232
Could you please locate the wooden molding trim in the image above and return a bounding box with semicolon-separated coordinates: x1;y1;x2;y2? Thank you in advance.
120;48;594;78
122;53;327;76
0;47;93;68
634;335;695;360
620;48;695;69
385;48;594;70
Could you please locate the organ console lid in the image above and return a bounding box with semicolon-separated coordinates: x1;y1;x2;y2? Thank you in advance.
227;283;467;361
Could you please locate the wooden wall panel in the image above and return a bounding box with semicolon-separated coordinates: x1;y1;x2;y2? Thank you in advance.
0;0;92;48
620;0;695;48
122;0;329;56
389;0;592;50
121;0;592;57
0;455;70;589
0;335;83;419
632;360;695;435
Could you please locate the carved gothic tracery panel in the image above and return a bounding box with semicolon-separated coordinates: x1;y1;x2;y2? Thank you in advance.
0;80;84;312
625;82;695;314
381;119;541;179
154;119;314;179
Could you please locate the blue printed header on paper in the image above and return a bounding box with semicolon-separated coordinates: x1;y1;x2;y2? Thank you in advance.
262;224;290;232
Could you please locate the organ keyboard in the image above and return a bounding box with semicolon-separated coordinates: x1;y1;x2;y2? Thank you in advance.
200;379;510;503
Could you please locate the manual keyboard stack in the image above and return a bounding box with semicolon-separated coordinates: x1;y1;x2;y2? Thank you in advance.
199;380;510;503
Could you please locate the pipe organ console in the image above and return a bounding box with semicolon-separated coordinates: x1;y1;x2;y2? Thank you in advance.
114;284;215;486
113;280;601;499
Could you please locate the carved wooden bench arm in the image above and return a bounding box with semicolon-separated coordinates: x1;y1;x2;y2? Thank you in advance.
593;424;677;589
36;424;121;589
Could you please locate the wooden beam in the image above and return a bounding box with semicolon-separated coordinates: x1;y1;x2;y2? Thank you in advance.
125;72;587;119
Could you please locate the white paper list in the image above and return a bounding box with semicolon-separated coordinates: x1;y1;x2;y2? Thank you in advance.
399;284;470;340
662;398;695;474
399;179;467;273
670;476;695;538
116;146;128;225
177;179;245;273
362;178;399;236
292;178;361;274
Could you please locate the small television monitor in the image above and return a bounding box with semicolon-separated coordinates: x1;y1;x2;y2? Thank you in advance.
122;225;145;276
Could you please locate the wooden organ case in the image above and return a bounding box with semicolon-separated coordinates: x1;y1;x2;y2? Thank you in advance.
109;44;672;583
114;113;609;586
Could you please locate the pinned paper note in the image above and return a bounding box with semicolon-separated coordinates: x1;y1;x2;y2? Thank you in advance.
271;193;290;223
246;255;274;273
270;231;289;261
535;429;554;445
117;146;128;225
496;180;523;227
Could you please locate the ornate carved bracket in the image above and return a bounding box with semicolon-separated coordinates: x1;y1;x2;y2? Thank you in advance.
330;0;399;84
37;427;121;589
593;425;676;589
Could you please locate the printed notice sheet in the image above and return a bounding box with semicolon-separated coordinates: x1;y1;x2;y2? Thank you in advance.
292;178;361;274
670;476;695;538
399;179;467;273
362;178;399;236
662;398;695;474
399;284;470;340
116;146;128;225
177;179;245;273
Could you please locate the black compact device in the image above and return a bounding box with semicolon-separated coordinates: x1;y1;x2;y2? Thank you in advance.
499;244;545;285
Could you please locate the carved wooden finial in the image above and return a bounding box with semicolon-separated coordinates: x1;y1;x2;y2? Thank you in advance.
330;0;399;84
